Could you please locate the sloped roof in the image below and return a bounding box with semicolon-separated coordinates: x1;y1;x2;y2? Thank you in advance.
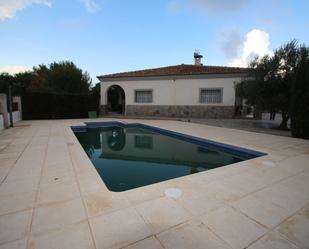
98;64;248;80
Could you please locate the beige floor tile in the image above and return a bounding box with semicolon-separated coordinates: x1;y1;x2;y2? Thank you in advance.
0;238;27;249
32;198;86;235
0;152;21;160
0;210;32;245
90;207;151;249
255;182;309;213
201;206;267;249
280;173;309;194
122;237;164;249
78;176;107;196
231;194;290;228
0;178;40;196
157;220;231;249
0;158;16;168
125;185;164;205
176;192;224;216
248;231;300;249
29;221;95;249
40;169;76;187
0;192;36;215
0;164;11;182
277;206;309;249
84;191;130;217
37;181;80;205
2;144;26;153
136;197;191;234
199;180;243;202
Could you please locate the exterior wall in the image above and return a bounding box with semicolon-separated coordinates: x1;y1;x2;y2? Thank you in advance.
7;111;21;125
100;76;243;118
0;114;4;130
0;93;9;128
0;94;22;128
125;105;234;118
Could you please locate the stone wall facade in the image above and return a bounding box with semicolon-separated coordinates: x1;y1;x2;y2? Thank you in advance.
124;105;235;118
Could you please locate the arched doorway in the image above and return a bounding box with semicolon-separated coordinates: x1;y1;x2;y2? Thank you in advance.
106;85;125;114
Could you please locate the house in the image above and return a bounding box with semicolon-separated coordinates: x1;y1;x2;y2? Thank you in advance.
98;53;248;118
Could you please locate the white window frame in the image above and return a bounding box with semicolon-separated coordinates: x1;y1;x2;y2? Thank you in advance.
134;89;153;103
199;88;223;104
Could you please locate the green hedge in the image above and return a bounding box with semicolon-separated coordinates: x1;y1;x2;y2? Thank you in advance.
22;91;99;120
291;50;309;139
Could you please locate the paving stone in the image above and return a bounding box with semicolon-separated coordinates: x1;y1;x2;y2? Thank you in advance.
0;210;32;245
201;206;267;249
248;231;300;249
277;205;309;249
136;197;191;234
122;237;164;249
90;207;151;249
157;220;231;249
29;221;95;249
32;198;86;235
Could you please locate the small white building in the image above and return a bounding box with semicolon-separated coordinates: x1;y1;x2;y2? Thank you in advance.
98;54;247;118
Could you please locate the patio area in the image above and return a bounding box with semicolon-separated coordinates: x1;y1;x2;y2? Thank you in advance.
0;118;308;249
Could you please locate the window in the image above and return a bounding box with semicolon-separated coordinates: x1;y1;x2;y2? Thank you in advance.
135;90;153;103
200;88;222;103
134;135;153;149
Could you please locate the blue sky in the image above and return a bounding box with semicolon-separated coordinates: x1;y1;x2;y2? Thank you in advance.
0;0;308;84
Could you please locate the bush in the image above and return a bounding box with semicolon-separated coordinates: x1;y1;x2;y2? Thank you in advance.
291;48;309;139
22;91;99;120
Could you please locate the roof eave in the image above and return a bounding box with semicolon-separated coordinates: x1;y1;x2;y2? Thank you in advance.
97;72;248;82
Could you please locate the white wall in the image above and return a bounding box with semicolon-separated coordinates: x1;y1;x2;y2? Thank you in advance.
7;111;21;126
0;114;4;130
0;94;22;129
101;76;243;106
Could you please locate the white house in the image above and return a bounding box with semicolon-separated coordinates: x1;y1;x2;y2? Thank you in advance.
98;54;247;118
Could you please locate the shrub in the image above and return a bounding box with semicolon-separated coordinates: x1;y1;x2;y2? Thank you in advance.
22;91;99;120
291;47;309;139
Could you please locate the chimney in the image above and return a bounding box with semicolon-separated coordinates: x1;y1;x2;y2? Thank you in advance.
194;52;203;66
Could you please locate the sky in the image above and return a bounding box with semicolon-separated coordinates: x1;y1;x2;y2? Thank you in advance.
0;0;308;84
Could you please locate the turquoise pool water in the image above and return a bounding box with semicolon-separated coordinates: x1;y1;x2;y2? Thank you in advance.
73;123;264;192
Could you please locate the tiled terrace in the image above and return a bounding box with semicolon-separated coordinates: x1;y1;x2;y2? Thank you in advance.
0;119;308;249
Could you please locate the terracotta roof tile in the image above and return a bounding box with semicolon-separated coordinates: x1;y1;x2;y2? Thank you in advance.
98;64;248;80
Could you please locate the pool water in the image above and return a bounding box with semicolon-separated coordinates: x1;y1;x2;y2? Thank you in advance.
73;123;264;192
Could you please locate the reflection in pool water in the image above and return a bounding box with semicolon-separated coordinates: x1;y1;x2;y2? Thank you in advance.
74;126;258;192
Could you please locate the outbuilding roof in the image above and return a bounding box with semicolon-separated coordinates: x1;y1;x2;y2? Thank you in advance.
98;64;248;80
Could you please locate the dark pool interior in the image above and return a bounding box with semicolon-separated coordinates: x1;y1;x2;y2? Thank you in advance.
72;123;265;192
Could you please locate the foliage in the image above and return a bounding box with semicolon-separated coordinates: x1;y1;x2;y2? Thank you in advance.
22;91;99;120
236;40;301;130
0;61;92;94
32;61;92;93
0;73;15;93
0;61;99;120
291;47;309;138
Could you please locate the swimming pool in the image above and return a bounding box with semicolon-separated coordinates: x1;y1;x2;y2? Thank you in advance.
72;122;266;192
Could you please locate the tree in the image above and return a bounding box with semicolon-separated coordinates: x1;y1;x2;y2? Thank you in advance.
32;61;92;93
236;40;300;130
291;46;309;138
0;73;15;93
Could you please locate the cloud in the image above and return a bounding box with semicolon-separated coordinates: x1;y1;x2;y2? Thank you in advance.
220;30;244;60
221;29;273;67
0;0;52;20
0;65;32;75
81;0;100;13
